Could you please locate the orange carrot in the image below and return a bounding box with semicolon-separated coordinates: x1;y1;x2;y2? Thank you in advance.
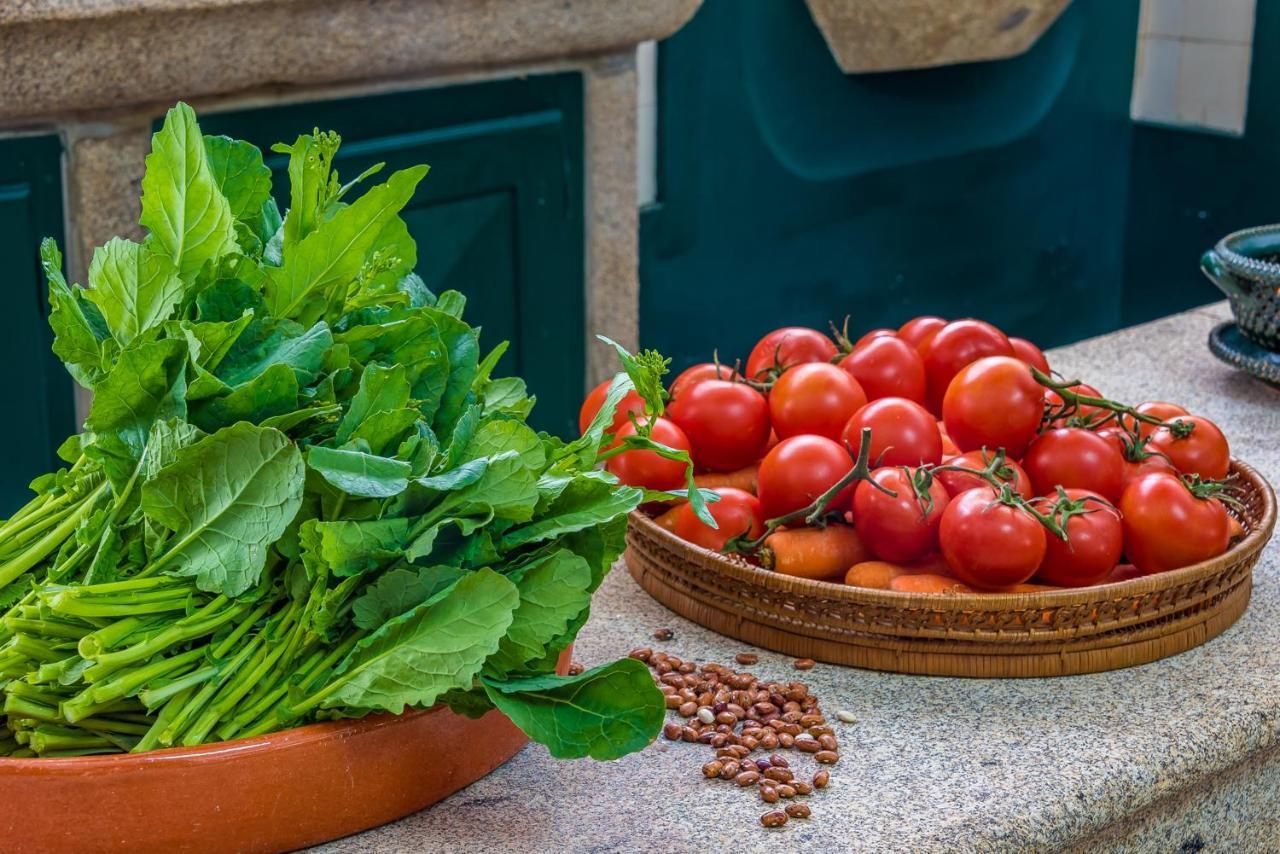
993;582;1061;593
889;574;974;595
653;503;685;532
694;465;759;495
844;561;907;590
762;525;869;580
1228;514;1245;540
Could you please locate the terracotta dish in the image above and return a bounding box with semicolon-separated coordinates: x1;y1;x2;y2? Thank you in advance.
0;650;570;852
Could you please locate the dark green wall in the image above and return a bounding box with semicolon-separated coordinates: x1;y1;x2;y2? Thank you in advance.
640;0;1143;370
1122;3;1280;324
0;135;74;512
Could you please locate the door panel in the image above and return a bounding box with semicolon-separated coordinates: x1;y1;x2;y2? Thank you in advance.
0;136;74;514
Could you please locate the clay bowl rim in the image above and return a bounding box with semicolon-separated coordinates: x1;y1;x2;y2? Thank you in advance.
0;706;436;775
634;457;1276;613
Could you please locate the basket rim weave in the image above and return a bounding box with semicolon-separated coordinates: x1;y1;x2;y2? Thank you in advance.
631;458;1276;612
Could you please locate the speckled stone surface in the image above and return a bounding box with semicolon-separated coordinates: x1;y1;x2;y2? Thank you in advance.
0;0;701;123
320;302;1280;853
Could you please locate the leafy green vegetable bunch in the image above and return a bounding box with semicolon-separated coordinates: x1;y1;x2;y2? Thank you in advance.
0;103;677;760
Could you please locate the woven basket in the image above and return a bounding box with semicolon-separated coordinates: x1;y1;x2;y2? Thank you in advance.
626;459;1276;677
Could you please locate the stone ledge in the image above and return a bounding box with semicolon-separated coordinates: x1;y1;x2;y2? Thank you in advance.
0;0;701;125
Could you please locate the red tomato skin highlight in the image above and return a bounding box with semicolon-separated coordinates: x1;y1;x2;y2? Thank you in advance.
1022;428;1126;502
769;362;868;441
605;417;690;491
669;362;740;399
898;316;948;351
673;487;764;551
852;467;949;564
1034;489;1123;587
841;398;943;468
578;378;645;436
1119;473;1231;574
667;379;771;472
939;489;1047;590
942;356;1045;458
936;450;1034;500
921;319;1014;412
1009;337;1049;372
745;327;837;380
1146;415;1231;480
838;336;927;404
757;435;855;520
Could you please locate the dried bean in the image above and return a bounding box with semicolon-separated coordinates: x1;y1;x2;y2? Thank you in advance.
628;648;652;662
662;723;681;740
776;784;797;799
735;652;759;665
785;803;811;819
761;811;788;828
735;771;761;787
760;786;780;804
813;769;830;788
702;760;724;778
815;750;839;764
653;628;674;641
793;658;816;670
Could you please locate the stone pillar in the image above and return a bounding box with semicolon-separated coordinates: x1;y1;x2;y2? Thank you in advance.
584;53;641;388
63;124;152;284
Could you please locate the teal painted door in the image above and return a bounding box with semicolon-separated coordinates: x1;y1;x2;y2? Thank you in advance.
0;135;74;513
641;0;1139;371
198;75;586;436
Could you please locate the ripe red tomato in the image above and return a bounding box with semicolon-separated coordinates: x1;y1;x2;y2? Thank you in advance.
672;487;764;551
920;319;1014;412
1146;415;1230;480
1044;383;1107;427
604;417;690;491
838;336;926;404
745;327;837;380
578;377;645;436
1123;400;1189;439
939;489;1047;589
897;316;947;351
1034;488;1122;587
1008;337;1049;373
1022;428;1126;501
757;435;855;520
936;450;1033;500
854;328;897;347
769;362;868;440
1120;473;1230;574
669;362;741;399
667;379;771;472
938;421;960;456
941;356;1045;458
841;398;942;468
852;467;950;563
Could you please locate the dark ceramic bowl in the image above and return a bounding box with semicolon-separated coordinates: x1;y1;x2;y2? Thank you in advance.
1201;225;1280;351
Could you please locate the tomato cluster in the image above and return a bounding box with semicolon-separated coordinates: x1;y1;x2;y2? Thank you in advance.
581;318;1242;593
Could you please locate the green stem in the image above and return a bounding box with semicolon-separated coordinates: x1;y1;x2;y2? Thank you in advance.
0;481;107;591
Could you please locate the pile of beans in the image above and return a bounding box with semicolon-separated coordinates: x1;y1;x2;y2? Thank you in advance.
629;645;840;828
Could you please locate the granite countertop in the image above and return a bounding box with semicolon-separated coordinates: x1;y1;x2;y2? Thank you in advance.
323;302;1280;853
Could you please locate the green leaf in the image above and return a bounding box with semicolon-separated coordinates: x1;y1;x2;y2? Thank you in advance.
482;659;664;760
274;131;340;250
317;568;518;714
347;409;420;456
191;362;299;431
350;565;466;630
218;320;332;387
500;475;642;551
306;445;411;498
43;239;109;388
304;518;412;578
174;312;253;373
83;338;189;489
462;419;545;472
483;377;533;418
264;165;428;320
557;372;636;466
416;458;488;492
141;423;305;595
337;363;410;444
203;135;272;227
84;238;184;345
141;419;204;481
596;335;670;418
441;450;540;522
140;103;238;281
486;550;592;673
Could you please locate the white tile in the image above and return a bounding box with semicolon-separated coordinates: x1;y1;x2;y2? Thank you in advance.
1179;0;1256;44
1175;41;1252;134
1139;0;1185;38
1131;36;1182;125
